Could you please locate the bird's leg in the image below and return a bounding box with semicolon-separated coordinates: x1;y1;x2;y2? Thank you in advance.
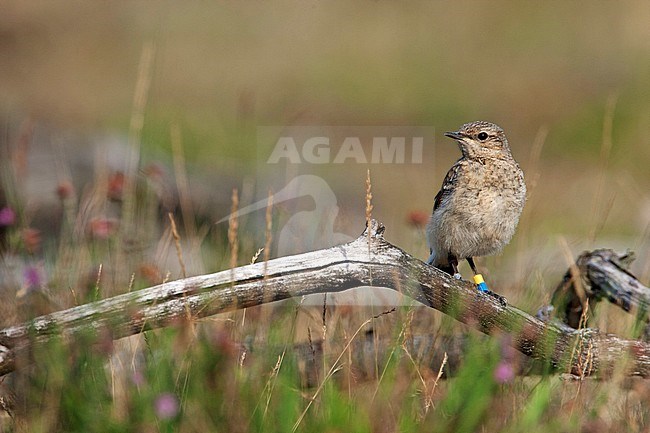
466;257;488;291
449;254;461;280
466;257;507;306
467;257;479;275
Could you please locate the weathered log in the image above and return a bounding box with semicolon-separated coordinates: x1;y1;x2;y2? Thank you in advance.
1;220;650;378
550;249;649;330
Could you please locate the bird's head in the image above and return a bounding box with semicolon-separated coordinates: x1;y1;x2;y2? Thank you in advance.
444;121;512;160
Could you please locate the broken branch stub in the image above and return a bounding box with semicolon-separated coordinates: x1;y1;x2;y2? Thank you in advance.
551;249;650;329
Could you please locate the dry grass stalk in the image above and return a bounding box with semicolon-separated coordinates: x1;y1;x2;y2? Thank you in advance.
588;93;618;244
365;169;373;254
568;300;591;382
168;213;187;279
263;190;273;278
263;354;285;418
321;294;328;341
558;236;587;308
292;308;395;433
430;353;448;404
122;41;155;228
250;248;263;264
515;126;547;283
170;123;198;243
228;188;239;273
93;263;103;300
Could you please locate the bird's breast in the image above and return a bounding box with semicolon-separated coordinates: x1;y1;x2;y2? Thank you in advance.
437;161;525;257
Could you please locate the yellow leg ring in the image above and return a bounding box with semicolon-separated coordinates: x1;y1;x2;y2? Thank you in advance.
473;274;489;292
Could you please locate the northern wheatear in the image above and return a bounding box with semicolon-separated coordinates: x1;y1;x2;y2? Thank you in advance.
426;121;526;300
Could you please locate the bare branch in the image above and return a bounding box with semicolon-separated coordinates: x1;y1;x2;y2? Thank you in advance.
2;220;650;378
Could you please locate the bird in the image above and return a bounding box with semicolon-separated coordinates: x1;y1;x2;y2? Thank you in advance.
426;121;526;299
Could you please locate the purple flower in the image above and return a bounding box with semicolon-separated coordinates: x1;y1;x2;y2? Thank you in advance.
0;207;16;226
154;393;179;420
493;361;515;384
24;266;42;288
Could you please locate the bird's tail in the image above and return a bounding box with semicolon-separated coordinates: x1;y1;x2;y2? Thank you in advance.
427;250;455;276
434;263;455;276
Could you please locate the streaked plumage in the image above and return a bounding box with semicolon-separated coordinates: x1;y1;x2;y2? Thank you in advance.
426;121;526;278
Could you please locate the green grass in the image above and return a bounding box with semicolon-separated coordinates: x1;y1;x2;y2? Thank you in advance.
6;315;634;432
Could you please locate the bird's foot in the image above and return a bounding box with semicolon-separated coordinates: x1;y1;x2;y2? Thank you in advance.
453;272;462;280
485;290;508;307
473;274;507;306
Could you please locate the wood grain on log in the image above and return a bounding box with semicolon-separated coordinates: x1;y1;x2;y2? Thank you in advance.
551;249;649;329
1;220;649;378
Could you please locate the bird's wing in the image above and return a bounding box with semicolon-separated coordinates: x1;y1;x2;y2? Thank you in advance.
433;161;463;212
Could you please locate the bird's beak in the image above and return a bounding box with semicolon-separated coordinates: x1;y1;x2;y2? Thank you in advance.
444;131;464;141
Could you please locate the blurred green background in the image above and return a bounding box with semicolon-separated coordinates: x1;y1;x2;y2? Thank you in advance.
2;3;650;431
1;1;649;302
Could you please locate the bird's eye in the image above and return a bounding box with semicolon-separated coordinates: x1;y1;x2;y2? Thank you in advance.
477;132;489;141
